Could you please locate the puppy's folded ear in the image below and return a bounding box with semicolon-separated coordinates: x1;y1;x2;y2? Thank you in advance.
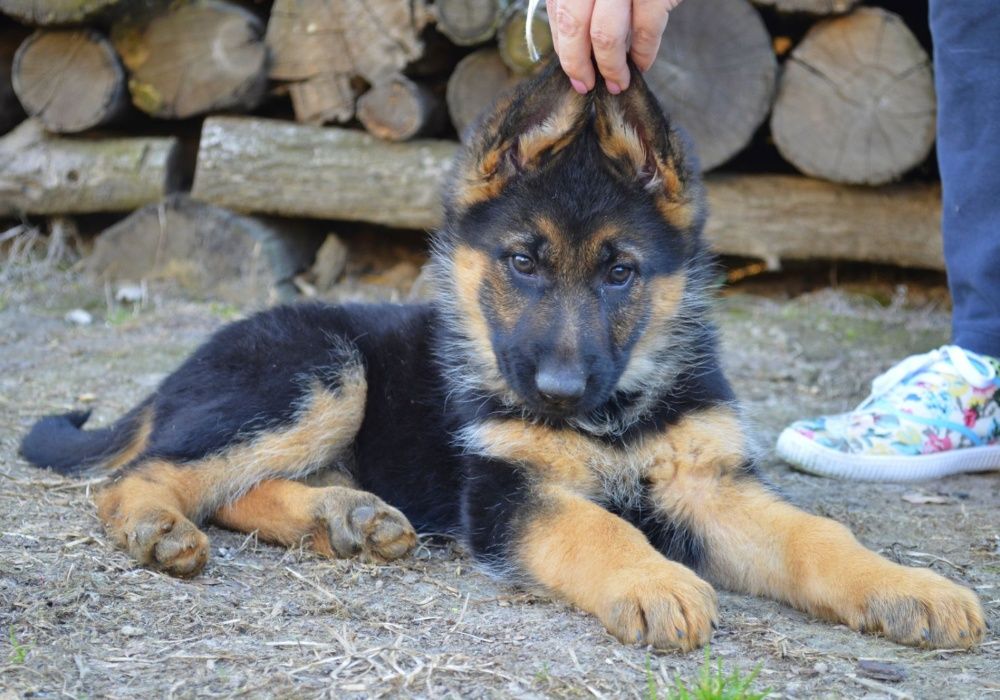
593;62;705;234
450;57;590;211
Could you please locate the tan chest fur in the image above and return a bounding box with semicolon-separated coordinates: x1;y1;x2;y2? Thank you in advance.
457;405;748;509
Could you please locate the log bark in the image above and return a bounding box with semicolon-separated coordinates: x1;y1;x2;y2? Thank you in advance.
265;0;426;124
434;0;506;46
12;29;129;133
191;119;942;270
0;29;25;135
752;0;858;14
770;8;935;185
0;119;179;215
191;117;456;230
86;194;321;304
111;0;268;119
357;75;444;141
644;0;776;172
0;0;126;25
446;48;521;142
497;4;552;74
704;174;942;270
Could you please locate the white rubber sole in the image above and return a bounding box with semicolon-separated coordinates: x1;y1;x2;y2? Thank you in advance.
775;428;1000;482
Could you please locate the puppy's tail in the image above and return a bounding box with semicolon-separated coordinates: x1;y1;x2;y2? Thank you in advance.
20;405;152;476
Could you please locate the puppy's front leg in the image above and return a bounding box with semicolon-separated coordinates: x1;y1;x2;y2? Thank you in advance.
649;407;986;649
465;464;718;651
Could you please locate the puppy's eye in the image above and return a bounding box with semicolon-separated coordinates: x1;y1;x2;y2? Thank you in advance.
510;253;537;276
605;264;634;286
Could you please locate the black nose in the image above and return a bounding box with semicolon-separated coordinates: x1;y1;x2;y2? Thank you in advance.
535;364;587;408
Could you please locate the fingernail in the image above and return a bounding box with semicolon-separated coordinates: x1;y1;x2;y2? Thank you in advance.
570;78;588;95
606;80;622;95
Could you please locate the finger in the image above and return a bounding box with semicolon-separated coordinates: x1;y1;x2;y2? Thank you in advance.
629;0;671;72
551;0;597;93
590;0;632;93
546;0;560;55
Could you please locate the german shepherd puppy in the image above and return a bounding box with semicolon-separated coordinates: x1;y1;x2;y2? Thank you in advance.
22;60;984;652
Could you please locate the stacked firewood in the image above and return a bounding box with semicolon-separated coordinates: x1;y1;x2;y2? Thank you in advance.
0;0;943;272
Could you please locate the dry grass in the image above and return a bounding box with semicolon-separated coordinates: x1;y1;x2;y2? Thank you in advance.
2;262;998;698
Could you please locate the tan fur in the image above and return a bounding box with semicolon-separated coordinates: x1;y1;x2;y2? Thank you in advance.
93;373;368;576
104;407;155;471
616;273;687;391
452;245;503;381
645;406;986;649
518;485;717;651
213;479;417;562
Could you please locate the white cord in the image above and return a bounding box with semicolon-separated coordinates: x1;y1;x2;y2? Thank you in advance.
526;0;543;61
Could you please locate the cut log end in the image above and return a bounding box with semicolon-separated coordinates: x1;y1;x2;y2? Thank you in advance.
770;7;936;185
13;29;129;133
497;6;553;74
0;0;125;25
435;0;505;46
357;76;443;142
112;0;268;119
446;48;521;142
644;0;776;171
1;29;25;134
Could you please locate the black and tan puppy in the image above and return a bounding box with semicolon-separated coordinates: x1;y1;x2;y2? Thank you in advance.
22;60;984;652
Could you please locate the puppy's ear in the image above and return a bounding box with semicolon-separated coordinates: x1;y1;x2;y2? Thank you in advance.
593;62;704;233
451;57;590;210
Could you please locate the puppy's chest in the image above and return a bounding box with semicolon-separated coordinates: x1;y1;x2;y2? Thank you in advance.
458;419;679;508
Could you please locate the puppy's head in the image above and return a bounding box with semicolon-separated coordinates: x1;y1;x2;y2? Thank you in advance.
432;59;708;428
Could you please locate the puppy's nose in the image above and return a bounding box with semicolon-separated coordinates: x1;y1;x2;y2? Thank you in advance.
535;365;587;408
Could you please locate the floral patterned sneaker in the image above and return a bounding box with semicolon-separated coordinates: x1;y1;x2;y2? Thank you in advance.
776;345;1000;481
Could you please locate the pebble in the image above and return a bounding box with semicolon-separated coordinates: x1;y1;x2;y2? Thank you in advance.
64;309;93;325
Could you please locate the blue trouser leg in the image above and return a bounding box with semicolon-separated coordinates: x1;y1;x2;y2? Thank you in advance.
930;0;1000;357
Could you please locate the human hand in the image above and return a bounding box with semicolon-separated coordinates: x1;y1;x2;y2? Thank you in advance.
546;0;684;95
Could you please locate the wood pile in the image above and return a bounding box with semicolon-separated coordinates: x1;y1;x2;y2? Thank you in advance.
0;0;944;275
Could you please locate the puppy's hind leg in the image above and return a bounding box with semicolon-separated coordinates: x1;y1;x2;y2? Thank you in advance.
96;357;370;577
214;478;417;563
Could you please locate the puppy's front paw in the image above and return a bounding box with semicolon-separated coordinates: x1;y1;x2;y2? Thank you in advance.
599;561;718;652
853;567;985;649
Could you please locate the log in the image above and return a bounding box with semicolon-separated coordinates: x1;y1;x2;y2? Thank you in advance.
111;0;268;119
770;8;935;185
265;0;426;124
86;194;321;304
0;119;179;216
752;0;858;14
12;30;129;133
704;175;942;270
434;0;506;46
497;3;552;73
0;0;125;25
191;117;456;230
644;0;776;172
0;29;25;134
357;75;444;142
446;48;521;142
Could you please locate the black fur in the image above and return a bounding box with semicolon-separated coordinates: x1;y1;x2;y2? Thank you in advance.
21;59;744;579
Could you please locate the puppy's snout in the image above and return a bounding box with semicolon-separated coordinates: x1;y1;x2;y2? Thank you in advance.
535;362;587;409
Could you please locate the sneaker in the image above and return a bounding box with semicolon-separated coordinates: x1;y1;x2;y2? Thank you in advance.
776;345;1000;481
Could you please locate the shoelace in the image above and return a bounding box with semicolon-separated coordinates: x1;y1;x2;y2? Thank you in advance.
859;345;997;410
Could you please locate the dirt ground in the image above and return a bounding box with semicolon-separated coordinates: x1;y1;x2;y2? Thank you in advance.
1;258;998;699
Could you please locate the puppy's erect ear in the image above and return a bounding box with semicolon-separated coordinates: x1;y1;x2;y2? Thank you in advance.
593;62;704;233
451;57;589;210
